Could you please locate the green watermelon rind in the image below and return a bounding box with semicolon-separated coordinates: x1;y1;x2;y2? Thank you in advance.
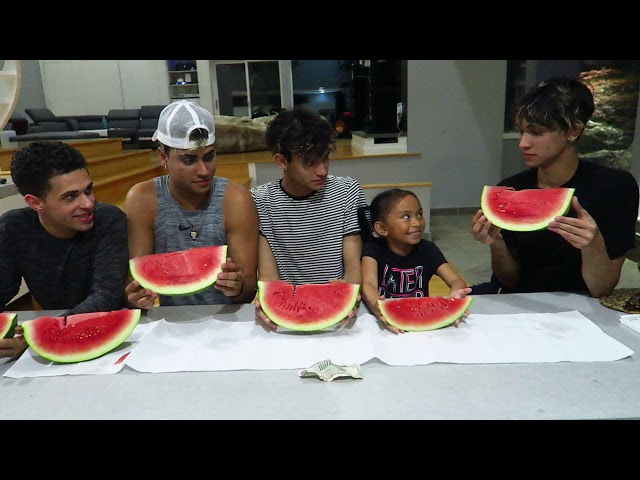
130;245;227;296
22;309;141;364
481;186;575;232
258;280;360;332
379;296;474;332
0;312;17;339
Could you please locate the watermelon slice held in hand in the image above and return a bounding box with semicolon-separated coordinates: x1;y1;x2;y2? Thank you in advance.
378;296;473;332
258;280;360;331
130;245;227;295
21;309;141;363
0;312;17;339
481;186;575;231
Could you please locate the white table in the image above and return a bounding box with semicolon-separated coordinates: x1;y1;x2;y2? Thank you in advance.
1;292;639;420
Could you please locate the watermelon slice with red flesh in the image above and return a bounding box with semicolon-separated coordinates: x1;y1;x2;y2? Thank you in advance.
1;312;17;339
258;280;360;331
378;296;474;332
130;245;227;295
481;186;575;231
21;309;141;363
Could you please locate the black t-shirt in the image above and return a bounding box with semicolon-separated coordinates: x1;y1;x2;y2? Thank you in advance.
362;239;447;297
0;202;129;314
498;160;639;293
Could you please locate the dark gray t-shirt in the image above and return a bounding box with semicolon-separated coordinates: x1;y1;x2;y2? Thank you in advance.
0;202;129;314
153;175;230;306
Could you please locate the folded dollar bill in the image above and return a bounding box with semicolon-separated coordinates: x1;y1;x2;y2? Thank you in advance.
299;359;363;382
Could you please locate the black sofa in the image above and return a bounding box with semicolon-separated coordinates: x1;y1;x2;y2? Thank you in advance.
105;109;141;148
11;105;167;148
25;108;105;133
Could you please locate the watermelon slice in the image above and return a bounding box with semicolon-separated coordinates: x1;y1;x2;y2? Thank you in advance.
22;309;141;363
481;186;575;231
258;280;360;331
1;312;17;339
130;245;227;295
378;296;473;332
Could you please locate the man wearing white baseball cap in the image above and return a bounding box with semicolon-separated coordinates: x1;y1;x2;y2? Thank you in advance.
124;100;259;308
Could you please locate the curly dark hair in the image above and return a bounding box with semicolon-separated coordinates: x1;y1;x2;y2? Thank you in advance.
515;77;595;139
265;106;336;166
10;141;88;198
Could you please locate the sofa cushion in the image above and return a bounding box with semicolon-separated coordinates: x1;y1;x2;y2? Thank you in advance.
140;105;166;119
62;115;105;130
25;108;59;123
106;109;140;129
11;131;101;142
34;121;72;132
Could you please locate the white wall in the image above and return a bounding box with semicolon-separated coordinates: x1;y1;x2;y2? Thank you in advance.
407;60;506;210
39;60;170;115
119;60;170;108
40;60;123;115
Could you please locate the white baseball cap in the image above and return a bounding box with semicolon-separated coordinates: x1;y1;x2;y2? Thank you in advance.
152;100;215;149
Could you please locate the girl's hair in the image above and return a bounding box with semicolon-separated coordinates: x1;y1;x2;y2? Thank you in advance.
357;188;419;244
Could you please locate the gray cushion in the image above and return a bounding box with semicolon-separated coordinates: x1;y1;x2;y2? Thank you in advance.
11;131;101;141
25;108;59;123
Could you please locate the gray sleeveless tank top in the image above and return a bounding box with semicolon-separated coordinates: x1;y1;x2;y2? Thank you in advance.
154;175;230;306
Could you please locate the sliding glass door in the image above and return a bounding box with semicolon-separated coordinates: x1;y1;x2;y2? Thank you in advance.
211;61;282;118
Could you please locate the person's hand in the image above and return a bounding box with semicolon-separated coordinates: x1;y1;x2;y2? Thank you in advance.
254;299;277;330
329;279;360;328
547;196;600;249
446;287;473;327
0;326;27;359
376;296;404;334
215;257;244;297
447;287;472;300
471;209;503;246
125;279;158;309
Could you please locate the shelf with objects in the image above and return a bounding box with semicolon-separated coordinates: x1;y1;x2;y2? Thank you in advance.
167;60;199;101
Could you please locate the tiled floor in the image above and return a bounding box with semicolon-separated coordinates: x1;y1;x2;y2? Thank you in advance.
429;211;640;290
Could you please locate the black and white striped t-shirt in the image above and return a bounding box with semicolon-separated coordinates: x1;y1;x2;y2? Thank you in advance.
251;175;366;284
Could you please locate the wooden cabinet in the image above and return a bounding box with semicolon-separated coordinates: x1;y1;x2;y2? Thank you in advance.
167;60;199;101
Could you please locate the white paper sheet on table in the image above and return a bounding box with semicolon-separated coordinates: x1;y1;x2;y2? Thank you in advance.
3;321;159;378
126;316;374;372
619;314;640;335
125;310;633;373
372;310;633;365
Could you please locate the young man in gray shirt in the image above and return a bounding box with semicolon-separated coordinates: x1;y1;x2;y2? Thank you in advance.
0;141;129;359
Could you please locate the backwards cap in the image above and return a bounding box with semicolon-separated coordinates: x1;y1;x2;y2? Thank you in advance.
152;100;215;149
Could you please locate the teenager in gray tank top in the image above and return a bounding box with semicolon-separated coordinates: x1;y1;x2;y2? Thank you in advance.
154;175;230;306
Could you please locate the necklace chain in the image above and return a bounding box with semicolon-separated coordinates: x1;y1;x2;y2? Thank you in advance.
167;177;213;241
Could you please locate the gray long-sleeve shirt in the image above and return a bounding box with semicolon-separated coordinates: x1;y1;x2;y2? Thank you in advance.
0;202;129;315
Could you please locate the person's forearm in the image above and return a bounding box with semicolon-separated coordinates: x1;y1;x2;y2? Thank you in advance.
581;234;622;297
0;255;21;312
362;283;383;319
490;238;520;289
65;281;127;315
448;278;468;293
232;275;258;304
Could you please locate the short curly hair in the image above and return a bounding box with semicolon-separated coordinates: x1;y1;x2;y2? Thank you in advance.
265;106;336;166
11;141;88;198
